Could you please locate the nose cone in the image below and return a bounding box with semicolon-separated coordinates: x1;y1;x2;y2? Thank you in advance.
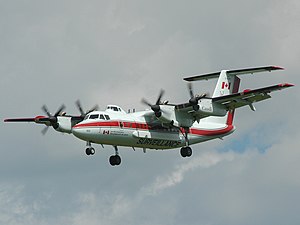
72;124;87;141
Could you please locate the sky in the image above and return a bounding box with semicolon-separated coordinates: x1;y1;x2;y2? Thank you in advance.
0;0;300;224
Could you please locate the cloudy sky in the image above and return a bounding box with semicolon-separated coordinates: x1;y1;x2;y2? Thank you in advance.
1;0;299;224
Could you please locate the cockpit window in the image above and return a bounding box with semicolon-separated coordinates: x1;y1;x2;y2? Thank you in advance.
99;114;105;120
104;115;110;120
89;114;99;119
84;115;89;120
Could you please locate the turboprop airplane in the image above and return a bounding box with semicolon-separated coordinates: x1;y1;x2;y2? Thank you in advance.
4;66;294;166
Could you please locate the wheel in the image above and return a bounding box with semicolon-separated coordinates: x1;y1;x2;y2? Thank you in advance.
115;155;121;165
90;148;95;155
180;147;187;157
186;146;192;157
109;155;116;166
109;155;122;166
180;147;192;157
86;148;91;155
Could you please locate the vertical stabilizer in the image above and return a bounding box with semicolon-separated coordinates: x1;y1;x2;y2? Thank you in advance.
205;70;240;125
213;70;236;97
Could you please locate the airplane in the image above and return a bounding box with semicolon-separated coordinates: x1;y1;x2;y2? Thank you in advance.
4;66;294;166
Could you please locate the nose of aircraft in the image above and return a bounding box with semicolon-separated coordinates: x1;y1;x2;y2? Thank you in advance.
72;124;87;141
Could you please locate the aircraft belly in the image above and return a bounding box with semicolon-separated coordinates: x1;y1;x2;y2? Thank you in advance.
91;128;184;149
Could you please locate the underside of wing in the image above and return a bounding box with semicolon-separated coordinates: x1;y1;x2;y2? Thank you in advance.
213;83;294;110
4;118;36;122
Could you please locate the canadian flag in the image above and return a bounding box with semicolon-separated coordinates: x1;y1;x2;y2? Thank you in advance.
222;82;230;89
103;130;110;135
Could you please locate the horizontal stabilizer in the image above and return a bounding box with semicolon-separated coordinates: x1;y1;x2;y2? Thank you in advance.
184;66;284;82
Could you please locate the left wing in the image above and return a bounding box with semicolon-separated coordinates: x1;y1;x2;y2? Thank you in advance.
212;83;294;111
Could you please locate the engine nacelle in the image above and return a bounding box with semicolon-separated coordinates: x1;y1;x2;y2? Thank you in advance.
55;117;72;134
198;99;227;116
158;105;195;128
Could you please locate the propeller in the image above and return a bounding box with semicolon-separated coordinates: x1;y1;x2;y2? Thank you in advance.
39;104;66;134
75;100;99;119
187;83;207;111
141;89;165;117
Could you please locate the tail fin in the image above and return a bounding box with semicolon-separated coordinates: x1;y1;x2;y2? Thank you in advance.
207;70;240;125
183;66;283;125
212;70;240;98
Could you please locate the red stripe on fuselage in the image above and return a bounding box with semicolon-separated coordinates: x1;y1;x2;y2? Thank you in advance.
73;121;234;137
190;125;233;136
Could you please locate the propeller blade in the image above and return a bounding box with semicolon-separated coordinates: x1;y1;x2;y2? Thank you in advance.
187;83;194;98
42;105;51;117
41;126;49;135
156;89;165;105
75;100;85;116
141;98;152;107
87;105;99;114
54;104;66;117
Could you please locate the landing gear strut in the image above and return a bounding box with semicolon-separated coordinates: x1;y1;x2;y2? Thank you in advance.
85;141;95;156
109;146;121;166
180;127;193;158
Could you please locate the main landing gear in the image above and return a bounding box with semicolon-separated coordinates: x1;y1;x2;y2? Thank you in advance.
180;127;193;158
109;146;121;166
180;146;192;157
85;142;121;166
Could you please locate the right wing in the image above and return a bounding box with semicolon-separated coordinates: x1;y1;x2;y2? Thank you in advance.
213;83;294;110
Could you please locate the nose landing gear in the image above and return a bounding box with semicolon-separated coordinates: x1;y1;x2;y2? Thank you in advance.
85;147;95;155
85;141;95;156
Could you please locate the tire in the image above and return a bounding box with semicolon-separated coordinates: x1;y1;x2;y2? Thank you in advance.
180;147;187;157
109;155;116;166
90;148;95;155
109;155;121;166
86;148;91;155
115;155;121;165
186;147;192;157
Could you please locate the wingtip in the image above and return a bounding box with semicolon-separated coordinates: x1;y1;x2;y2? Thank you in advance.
279;83;295;87
271;66;285;70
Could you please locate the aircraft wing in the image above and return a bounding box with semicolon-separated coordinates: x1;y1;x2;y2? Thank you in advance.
4;118;36;122
212;83;294;110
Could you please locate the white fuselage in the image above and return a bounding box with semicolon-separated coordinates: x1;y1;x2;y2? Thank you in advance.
72;107;235;150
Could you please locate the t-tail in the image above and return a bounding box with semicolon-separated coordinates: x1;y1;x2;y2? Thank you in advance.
183;66;285;126
209;70;240;125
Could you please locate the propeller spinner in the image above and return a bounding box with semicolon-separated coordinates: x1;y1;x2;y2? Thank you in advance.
39;104;66;135
141;89;165;117
187;83;207;111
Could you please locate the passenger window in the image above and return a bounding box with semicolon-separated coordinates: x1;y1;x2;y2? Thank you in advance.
104;115;110;120
100;114;105;120
89;114;99;119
